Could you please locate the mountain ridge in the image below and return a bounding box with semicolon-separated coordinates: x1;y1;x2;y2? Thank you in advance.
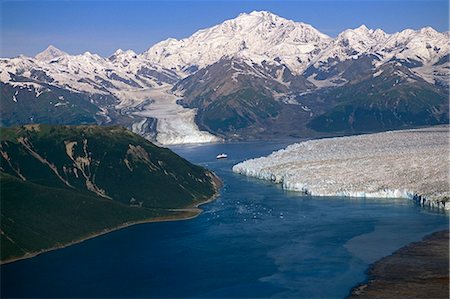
1;11;448;143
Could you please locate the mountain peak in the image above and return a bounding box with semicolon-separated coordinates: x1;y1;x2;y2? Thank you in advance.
35;45;68;61
110;49;137;57
234;10;288;26
339;25;388;42
352;24;373;35
355;24;369;32
238;10;317;30
81;51;102;59
248;10;278;18
342;25;373;36
419;26;438;36
109;49;138;64
113;49;125;55
143;10;331;75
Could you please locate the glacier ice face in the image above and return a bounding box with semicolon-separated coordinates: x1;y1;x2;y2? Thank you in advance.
233;126;450;210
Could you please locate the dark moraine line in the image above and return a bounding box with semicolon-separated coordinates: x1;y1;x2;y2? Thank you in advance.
349;230;449;299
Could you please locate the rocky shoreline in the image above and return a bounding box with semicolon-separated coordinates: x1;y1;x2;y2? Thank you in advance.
349;230;449;298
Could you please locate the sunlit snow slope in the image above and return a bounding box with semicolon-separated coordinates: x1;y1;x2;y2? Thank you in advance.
233;126;450;209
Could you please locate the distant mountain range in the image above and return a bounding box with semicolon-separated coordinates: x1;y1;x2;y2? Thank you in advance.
1;11;448;143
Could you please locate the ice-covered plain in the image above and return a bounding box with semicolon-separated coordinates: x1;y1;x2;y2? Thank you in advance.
233;126;450;209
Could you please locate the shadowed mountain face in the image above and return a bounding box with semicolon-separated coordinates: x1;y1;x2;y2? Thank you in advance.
0;125;218;262
1;11;448;142
175;58;448;139
305;62;449;133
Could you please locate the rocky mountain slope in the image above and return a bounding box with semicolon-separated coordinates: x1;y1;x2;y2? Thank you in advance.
0;124;219;262
1;11;448;142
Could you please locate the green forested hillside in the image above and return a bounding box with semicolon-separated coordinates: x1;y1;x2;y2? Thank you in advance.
0;125;219;262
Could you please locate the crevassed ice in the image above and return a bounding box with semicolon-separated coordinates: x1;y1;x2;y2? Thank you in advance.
120;86;220;145
233;126;450;210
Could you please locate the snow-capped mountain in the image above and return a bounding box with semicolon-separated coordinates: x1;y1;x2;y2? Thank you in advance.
382;27;446;63
143;11;331;76
381;27;449;86
305;25;449;86
1;11;448;143
312;25;388;64
35;45;68;62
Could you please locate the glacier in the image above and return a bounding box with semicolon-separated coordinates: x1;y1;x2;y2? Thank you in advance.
233;126;450;210
114;86;220;145
0;50;219;145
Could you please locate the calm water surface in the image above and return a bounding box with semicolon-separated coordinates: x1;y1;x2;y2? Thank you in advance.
1;140;448;298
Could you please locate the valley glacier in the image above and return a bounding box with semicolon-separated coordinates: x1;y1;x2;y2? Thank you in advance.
121;86;220;145
233;126;450;210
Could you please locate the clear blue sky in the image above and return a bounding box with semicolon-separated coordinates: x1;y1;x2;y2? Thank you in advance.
1;0;448;58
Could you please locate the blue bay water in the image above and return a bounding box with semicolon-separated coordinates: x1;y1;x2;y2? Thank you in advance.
1;140;448;298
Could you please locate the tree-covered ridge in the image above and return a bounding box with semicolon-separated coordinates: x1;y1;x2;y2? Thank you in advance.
0;125;219;262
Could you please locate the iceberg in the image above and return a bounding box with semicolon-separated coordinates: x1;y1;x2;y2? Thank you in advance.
233;126;450;210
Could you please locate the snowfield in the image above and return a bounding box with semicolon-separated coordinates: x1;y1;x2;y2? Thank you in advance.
233;126;450;210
